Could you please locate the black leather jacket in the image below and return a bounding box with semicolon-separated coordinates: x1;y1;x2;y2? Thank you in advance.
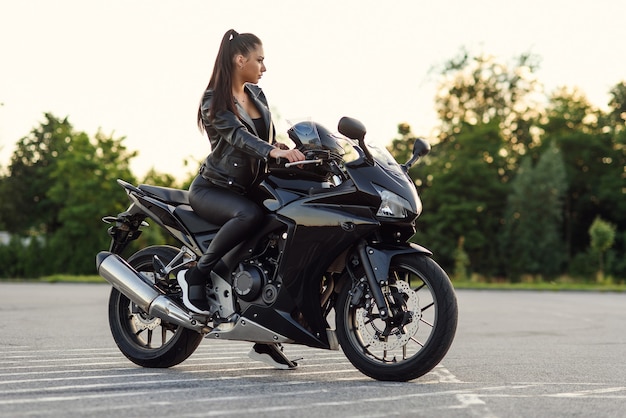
198;84;276;193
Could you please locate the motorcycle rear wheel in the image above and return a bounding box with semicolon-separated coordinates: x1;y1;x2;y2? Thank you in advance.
108;245;204;368
336;254;458;381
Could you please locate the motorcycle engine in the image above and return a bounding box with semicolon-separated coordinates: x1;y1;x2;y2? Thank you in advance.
232;264;266;302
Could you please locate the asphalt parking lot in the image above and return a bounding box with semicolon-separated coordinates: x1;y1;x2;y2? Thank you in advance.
1;283;624;417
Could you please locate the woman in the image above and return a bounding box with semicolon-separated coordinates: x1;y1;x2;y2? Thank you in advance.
177;29;305;369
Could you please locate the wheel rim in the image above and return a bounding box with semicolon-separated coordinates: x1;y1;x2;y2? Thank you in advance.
344;264;436;364
115;269;182;351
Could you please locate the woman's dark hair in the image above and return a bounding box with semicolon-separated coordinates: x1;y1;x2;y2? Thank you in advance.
197;29;262;132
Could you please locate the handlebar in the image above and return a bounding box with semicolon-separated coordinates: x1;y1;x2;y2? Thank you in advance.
284;159;324;168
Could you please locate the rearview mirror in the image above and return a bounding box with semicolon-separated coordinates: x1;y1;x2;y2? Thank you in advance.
338;116;366;141
402;138;430;172
338;117;373;164
413;138;430;157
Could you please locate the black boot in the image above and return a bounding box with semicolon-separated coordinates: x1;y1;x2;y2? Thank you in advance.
176;267;212;315
248;343;299;370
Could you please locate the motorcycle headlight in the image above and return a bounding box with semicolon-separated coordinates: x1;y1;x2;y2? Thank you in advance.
374;186;412;219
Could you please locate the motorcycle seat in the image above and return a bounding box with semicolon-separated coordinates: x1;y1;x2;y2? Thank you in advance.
138;184;190;205
174;204;221;234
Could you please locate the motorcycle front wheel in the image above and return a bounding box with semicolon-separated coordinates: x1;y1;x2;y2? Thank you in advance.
336;254;458;381
108;245;204;368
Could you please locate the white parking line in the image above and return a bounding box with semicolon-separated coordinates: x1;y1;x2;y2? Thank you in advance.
546;386;626;397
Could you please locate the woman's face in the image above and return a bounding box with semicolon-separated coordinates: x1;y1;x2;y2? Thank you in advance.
238;44;266;84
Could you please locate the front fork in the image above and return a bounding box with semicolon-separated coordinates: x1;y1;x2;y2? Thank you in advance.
349;240;433;321
356;241;391;320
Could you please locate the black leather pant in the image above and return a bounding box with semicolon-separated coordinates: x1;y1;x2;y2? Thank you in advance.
189;175;264;278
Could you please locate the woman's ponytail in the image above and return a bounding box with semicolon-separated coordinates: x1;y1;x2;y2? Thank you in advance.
197;29;262;131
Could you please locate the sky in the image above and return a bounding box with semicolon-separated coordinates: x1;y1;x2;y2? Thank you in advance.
1;0;624;180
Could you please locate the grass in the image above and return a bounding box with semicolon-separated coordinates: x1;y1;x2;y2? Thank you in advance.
2;275;624;292
38;275;106;284
451;279;626;292
451;272;626;292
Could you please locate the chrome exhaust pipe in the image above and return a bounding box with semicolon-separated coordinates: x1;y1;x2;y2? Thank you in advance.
95;251;206;332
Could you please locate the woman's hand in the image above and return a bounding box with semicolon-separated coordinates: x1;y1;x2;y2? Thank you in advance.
269;147;306;163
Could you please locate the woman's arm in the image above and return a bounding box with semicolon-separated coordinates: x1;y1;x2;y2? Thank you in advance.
211;109;276;161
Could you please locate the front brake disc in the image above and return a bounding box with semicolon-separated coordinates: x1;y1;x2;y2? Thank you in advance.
355;280;421;351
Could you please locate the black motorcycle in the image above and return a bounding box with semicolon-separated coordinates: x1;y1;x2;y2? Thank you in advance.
96;117;457;381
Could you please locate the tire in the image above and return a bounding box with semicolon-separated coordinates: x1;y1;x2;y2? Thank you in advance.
336;254;458;381
108;246;204;368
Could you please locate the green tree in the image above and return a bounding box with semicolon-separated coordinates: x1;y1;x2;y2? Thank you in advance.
434;48;544;169
0;236;24;277
415;121;509;276
46;129;137;274
413;49;547;278
452;236;470;281
500;142;567;280
142;168;179;188
540;87;625;273
604;81;626;277
606;81;626;133
0;113;73;235
402;49;626;282
589;216;616;281
0;114;138;276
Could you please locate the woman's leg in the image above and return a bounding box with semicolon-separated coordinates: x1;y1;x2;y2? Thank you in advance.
189;177;265;276
177;176;264;315
182;177;298;368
